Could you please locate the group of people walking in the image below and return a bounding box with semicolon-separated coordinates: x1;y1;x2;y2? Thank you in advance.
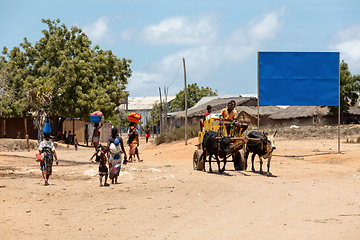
89;120;144;186
38;120;146;187
37;100;244;187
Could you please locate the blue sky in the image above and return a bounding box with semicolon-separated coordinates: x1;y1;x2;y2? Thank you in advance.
1;0;359;97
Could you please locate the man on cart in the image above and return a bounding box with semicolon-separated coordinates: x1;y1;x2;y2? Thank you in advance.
220;101;248;136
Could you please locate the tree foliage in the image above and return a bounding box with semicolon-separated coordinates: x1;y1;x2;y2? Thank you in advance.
170;83;217;112
150;102;161;127
1;19;131;132
329;60;360;114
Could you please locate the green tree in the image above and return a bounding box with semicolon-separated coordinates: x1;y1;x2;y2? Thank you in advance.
0;63;22;118
329;60;360;115
150;102;161;127
170;83;217;112
1;19;131;133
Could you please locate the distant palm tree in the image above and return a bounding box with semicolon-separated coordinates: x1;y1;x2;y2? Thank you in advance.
27;85;52;142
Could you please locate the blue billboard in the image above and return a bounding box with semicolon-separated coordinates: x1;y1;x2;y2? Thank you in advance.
258;52;339;106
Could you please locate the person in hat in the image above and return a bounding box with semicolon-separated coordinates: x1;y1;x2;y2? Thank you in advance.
38;132;59;186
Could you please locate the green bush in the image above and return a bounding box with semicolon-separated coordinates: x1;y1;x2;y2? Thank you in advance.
155;124;200;145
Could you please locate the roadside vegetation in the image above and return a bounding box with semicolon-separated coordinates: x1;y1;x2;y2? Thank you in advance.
154;123;360;145
155;124;200;145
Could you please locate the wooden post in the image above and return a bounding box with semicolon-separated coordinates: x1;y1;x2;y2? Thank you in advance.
1;65;6;138
164;86;168;133
257;52;260;130
183;58;188;145
26;134;30;152
159;87;163;134
338;52;341;153
73;118;75;143
3;119;5;138
24;118;28;138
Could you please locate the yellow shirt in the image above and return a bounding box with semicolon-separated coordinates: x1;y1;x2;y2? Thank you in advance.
220;108;237;122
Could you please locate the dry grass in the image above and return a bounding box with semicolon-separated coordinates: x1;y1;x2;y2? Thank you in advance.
0;138;71;152
155;123;360;144
258;124;360;140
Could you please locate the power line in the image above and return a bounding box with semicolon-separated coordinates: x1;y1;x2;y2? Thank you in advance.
168;61;183;88
132;58;182;71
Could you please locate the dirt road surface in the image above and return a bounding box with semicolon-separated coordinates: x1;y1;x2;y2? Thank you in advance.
0;136;359;239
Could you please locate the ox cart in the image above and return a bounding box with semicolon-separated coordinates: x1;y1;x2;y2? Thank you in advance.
193;115;248;171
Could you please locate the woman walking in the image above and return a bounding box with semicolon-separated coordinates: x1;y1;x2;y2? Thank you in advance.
38;133;59;186
91;120;103;150
107;127;127;183
128;122;142;162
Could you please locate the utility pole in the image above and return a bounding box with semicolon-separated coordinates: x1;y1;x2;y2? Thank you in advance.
1;65;6;116
164;86;168;134
1;65;6;138
183;58;188;145
158;87;163;134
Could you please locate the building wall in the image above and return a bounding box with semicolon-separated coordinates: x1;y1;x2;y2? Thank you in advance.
62;120;112;145
0;118;38;139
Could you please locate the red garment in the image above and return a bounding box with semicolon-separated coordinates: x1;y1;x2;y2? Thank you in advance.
201;112;211;127
93;130;101;149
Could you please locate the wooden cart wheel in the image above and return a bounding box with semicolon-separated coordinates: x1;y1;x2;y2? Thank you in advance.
233;150;246;170
193;150;204;171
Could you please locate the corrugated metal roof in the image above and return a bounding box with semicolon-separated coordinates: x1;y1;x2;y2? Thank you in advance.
169;96;258;118
123;96;176;110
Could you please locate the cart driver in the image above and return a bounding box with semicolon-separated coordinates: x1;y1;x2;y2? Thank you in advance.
220;101;248;136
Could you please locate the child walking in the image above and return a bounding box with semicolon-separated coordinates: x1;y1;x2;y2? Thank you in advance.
90;145;109;187
74;138;78;151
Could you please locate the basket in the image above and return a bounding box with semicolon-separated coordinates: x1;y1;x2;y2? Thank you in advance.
90;115;102;123
128;112;141;123
90;111;103;116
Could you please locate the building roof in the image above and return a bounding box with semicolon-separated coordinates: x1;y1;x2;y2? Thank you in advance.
235;106;283;116
123;96;176;110
269;106;328;120
169;96;258;118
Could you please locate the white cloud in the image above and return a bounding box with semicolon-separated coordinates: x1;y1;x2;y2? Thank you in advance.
141;14;218;45
333;40;360;61
120;28;134;41
329;23;360;73
221;8;285;62
247;7;285;41
329;23;360;43
129;8;286;96
83;16;112;43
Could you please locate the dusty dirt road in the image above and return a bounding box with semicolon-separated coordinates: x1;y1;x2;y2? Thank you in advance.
0;136;359;240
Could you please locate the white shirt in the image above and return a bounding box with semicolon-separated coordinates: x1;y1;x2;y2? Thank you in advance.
39;140;55;151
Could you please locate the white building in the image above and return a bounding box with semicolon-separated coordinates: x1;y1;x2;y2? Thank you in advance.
118;96;176;126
